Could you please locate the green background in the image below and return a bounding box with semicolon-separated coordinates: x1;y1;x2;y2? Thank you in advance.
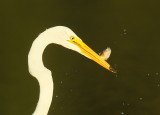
1;0;160;115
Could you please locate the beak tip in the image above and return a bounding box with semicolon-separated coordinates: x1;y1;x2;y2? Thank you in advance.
109;66;117;73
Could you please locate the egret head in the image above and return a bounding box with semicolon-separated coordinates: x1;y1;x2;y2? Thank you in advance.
43;26;116;73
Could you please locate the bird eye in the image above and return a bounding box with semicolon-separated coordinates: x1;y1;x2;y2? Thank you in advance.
70;36;75;40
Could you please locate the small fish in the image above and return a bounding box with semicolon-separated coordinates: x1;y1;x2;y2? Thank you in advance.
99;47;111;61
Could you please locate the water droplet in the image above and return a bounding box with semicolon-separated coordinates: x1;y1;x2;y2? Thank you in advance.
157;84;160;87
146;73;150;77
127;103;130;106
56;95;58;98
156;72;159;76
60;81;63;84
121;112;124;114
123;29;127;35
123;29;127;32
139;97;143;100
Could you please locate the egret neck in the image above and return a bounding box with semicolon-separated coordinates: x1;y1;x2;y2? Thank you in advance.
28;34;54;115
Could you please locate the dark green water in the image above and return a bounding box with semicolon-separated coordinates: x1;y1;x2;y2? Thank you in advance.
1;0;160;115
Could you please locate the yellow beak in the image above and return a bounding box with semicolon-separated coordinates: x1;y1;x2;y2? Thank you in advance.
68;37;116;73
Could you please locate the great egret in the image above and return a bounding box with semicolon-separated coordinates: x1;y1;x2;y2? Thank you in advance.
28;26;116;115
